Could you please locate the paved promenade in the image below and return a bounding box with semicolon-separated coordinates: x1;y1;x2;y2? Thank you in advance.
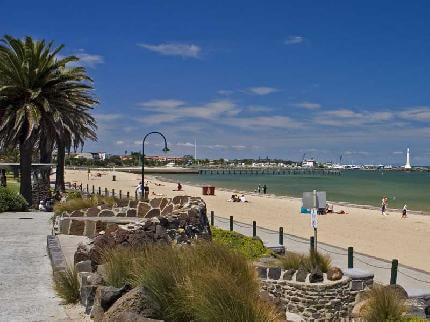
214;215;430;295
0;212;68;322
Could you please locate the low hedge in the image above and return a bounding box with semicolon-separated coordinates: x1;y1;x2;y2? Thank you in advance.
0;187;28;213
211;227;270;260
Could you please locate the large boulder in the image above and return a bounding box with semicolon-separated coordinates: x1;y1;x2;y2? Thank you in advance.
309;267;324;283
295;267;308;282
102;287;161;322
327;267;343;281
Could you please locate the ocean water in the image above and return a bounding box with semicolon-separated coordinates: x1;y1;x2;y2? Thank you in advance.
159;171;430;213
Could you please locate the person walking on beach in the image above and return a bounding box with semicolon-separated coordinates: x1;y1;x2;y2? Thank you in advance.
381;196;388;216
257;184;261;194
136;182;143;199
402;204;408;219
263;184;267;194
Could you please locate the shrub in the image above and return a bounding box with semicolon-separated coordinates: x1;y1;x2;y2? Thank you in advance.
101;247;139;287
211;227;270;260
104;243;280;321
278;250;332;273
65;191;83;201
361;285;408;322
0;187;28;213
53;195;119;215
53;265;80;304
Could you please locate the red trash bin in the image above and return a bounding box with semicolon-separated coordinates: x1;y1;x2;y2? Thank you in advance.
208;186;215;195
202;186;209;195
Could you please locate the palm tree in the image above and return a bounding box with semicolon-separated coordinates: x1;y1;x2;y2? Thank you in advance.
0;35;98;204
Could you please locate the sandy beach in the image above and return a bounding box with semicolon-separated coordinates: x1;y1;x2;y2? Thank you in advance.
64;169;430;272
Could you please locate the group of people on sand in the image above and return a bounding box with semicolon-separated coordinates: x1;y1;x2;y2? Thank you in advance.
256;184;267;194
228;194;248;203
381;196;408;218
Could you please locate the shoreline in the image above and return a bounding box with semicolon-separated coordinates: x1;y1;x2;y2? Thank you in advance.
62;169;430;272
155;175;429;216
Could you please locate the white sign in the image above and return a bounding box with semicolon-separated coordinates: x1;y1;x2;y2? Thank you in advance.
302;191;327;209
311;209;318;229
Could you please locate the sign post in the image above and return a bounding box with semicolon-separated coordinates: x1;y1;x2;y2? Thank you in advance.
312;189;318;251
303;190;325;252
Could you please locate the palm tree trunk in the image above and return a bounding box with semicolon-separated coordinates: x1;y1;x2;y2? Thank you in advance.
55;140;65;192
19;138;33;205
40;134;53;201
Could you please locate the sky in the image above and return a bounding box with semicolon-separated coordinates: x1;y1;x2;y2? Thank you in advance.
3;1;430;164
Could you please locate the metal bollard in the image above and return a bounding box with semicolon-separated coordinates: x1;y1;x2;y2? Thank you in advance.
92;185;95;194
119;190;122;199
348;247;354;269
252;221;256;237
390;259;398;285
98;187;101;195
105;188;108;196
229;216;233;231
279;227;284;245
310;236;315;252
210;211;214;226
86;184;89;192
126;191;130;199
112;189;115;196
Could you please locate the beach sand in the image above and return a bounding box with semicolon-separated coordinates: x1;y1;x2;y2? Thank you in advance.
64;169;430;272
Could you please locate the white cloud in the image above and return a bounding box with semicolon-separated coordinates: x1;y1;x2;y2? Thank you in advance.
139;99;185;109
138;43;201;58
76;53;104;68
217;90;234;96
232;145;246;150
115;140;124;145
393;151;403;154
176;142;195;147
285;36;305;45
247;105;273;113
93;113;123;121
344;151;370;155
138;114;180;125
225;116;301;130
398;107;430;121
247;87;279;95
313;109;394;126
294;102;321;110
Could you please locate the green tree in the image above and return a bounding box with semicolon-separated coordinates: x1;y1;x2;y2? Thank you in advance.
0;35;97;202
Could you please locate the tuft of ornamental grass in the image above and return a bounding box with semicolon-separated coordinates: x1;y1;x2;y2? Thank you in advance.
278;250;332;273
101;247;140;288
53;265;80;304
361;285;408;322
211;227;270;260
53;195;119;215
103;242;280;321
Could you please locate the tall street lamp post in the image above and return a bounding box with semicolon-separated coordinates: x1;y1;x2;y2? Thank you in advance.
142;131;169;191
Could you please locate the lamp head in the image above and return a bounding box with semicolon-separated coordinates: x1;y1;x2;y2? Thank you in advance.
162;147;170;153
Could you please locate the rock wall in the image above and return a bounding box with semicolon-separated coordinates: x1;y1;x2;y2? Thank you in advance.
56;196;208;238
258;266;356;320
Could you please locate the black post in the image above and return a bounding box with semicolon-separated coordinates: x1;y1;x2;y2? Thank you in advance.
279;227;284;245
86;184;89;192
80;183;82;191
390;259;399;285
105;188;108;196
92;185;95;194
98;187;101;195
119;190;122;199
135;191;138;200
73;183;76;189
348;247;354;269
229;216;233;231
112;189;115;196
252;221;256;237
310;236;315;252
210;211;214;226
126;191;130;199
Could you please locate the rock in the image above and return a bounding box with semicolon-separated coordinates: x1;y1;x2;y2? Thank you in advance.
296;267;308;282
87;272;104;286
268;267;281;280
102;287;161;322
98;284;132;311
90;301;105;321
75;260;92;273
97;264;107;278
327;267;343;281
385;284;408;299
256;266;267;278
74;242;91;264
283;269;296;281
309;267;324;283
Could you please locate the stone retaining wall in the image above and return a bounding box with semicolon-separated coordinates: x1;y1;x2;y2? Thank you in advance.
258;267;356;320
56;196;205;238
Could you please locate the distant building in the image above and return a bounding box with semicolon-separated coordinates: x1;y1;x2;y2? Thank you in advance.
404;148;412;169
302;159;317;168
145;155;185;162
70;152;107;160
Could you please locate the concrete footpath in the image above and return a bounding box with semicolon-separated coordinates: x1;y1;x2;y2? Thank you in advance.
0;212;68;322
214;216;430;296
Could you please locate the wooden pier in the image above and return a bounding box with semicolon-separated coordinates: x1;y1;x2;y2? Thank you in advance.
198;168;341;176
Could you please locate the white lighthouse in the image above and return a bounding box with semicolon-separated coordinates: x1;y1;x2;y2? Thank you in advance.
404;148;412;169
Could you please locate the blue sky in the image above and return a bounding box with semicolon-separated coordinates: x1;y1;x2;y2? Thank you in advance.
4;1;430;164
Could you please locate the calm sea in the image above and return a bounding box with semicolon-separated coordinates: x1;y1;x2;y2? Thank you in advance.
159;170;430;213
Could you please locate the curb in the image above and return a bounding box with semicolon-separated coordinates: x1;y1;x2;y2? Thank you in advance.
47;235;67;273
